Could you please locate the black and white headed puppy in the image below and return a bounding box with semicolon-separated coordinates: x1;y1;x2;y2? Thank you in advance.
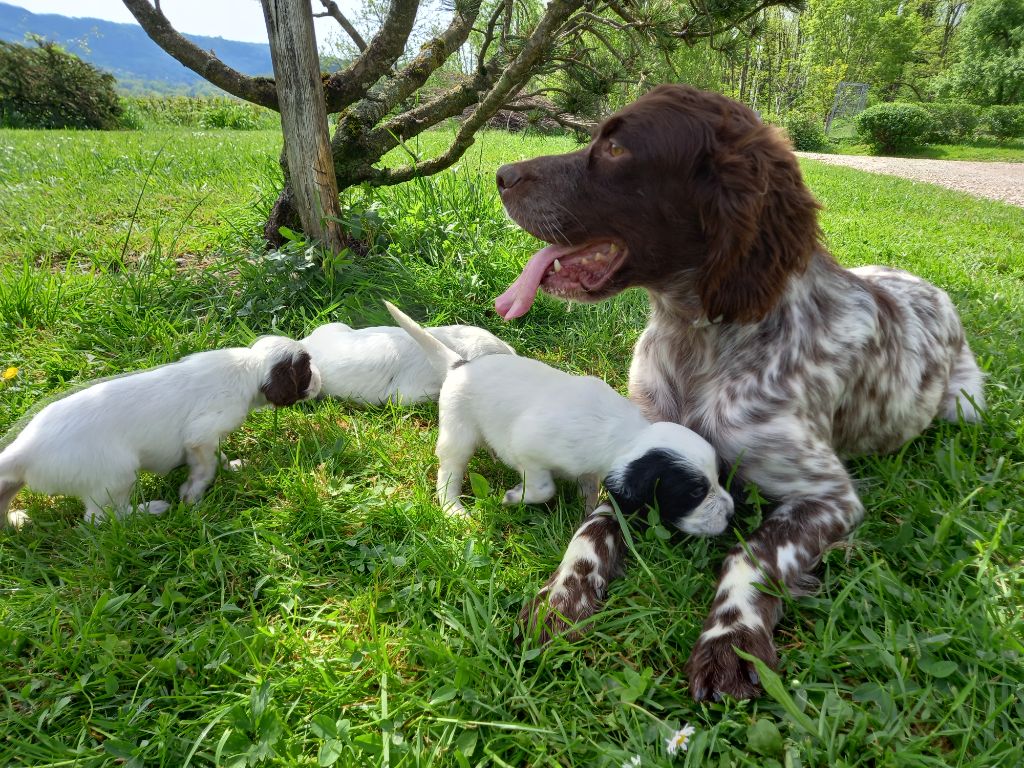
301;320;515;405
0;336;321;529
384;301;733;533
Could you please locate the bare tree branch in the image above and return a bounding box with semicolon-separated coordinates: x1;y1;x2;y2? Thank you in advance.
330;1;483;165
501;102;596;133
572;10;636;32
361;78;482;163
122;0;279;108
605;0;643;28
323;0;419;112
581;24;633;69
364;0;583;186
372;78;478;142
477;0;512;69
315;0;367;51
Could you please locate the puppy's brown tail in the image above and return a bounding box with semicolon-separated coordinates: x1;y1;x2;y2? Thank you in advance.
384;301;465;379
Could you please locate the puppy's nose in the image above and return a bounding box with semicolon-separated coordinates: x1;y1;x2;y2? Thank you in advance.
496;164;523;191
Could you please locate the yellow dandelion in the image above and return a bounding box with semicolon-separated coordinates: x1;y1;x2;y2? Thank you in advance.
2;366;17;381
666;724;696;757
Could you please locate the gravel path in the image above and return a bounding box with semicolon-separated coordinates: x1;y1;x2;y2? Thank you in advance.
796;152;1024;207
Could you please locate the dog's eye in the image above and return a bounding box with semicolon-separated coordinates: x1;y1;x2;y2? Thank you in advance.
606;141;626;158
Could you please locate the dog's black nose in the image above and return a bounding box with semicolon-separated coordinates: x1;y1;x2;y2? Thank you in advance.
496;164;523;191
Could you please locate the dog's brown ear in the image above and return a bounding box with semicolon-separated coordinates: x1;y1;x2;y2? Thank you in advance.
262;352;312;407
695;122;821;323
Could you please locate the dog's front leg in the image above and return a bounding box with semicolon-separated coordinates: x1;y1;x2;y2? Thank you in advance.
686;444;864;701
179;443;220;504
518;502;626;644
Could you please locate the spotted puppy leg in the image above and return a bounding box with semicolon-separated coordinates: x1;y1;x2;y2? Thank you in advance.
519;502;626;644
687;447;864;701
940;340;985;422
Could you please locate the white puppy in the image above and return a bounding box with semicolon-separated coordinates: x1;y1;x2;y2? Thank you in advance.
384;301;734;534
0;336;321;528
301;321;514;404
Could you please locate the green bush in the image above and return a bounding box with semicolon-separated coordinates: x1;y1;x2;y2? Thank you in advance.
116;97;145;130
782;113;827;150
0;37;123;129
981;105;1024;142
855;102;934;153
122;96;277;130
922;102;980;143
198;103;261;130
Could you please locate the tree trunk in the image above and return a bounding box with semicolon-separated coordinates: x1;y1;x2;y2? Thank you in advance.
264;148;302;249
261;0;345;254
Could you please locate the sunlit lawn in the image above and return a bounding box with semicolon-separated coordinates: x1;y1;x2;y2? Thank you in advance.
1;125;1022;767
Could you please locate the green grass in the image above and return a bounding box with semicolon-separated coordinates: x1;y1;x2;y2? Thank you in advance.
1;126;1022;767
824;137;1024;162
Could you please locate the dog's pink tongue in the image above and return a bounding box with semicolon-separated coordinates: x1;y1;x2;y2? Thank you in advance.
495;244;575;320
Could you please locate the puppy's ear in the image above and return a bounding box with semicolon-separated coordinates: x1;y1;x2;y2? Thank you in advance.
261;351;313;407
605;448;710;526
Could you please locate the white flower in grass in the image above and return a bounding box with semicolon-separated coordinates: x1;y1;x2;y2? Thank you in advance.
666;724;696;757
622;756;642;768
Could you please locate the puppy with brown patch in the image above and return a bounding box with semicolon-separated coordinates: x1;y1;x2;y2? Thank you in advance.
384;301;733;533
0;336;321;528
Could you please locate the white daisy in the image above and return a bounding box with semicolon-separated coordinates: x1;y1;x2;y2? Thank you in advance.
665;724;696;757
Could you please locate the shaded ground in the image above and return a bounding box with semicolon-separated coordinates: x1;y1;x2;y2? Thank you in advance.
798;152;1024;207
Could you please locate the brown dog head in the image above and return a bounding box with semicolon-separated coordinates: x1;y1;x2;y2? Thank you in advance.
495;84;822;323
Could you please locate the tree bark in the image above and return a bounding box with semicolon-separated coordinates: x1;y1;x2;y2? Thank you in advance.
261;0;345;254
264;148;301;249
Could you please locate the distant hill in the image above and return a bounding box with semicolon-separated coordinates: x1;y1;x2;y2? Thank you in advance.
0;2;273;95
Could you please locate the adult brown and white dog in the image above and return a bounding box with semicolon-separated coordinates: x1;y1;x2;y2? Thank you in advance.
0;337;321;529
494;84;985;701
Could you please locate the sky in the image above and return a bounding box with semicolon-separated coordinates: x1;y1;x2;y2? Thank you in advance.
6;0;362;45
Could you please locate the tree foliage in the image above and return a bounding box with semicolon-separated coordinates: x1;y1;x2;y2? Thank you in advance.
0;37;124;129
939;0;1024;104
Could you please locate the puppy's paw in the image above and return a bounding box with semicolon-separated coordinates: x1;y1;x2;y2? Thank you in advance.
178;481;208;505
84;509;108;524
686;625;777;701
222;457;245;472
139;500;171;516
518;563;607;645
441;499;469;518
5;509;31;530
502;480;555;506
502;484;525;506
